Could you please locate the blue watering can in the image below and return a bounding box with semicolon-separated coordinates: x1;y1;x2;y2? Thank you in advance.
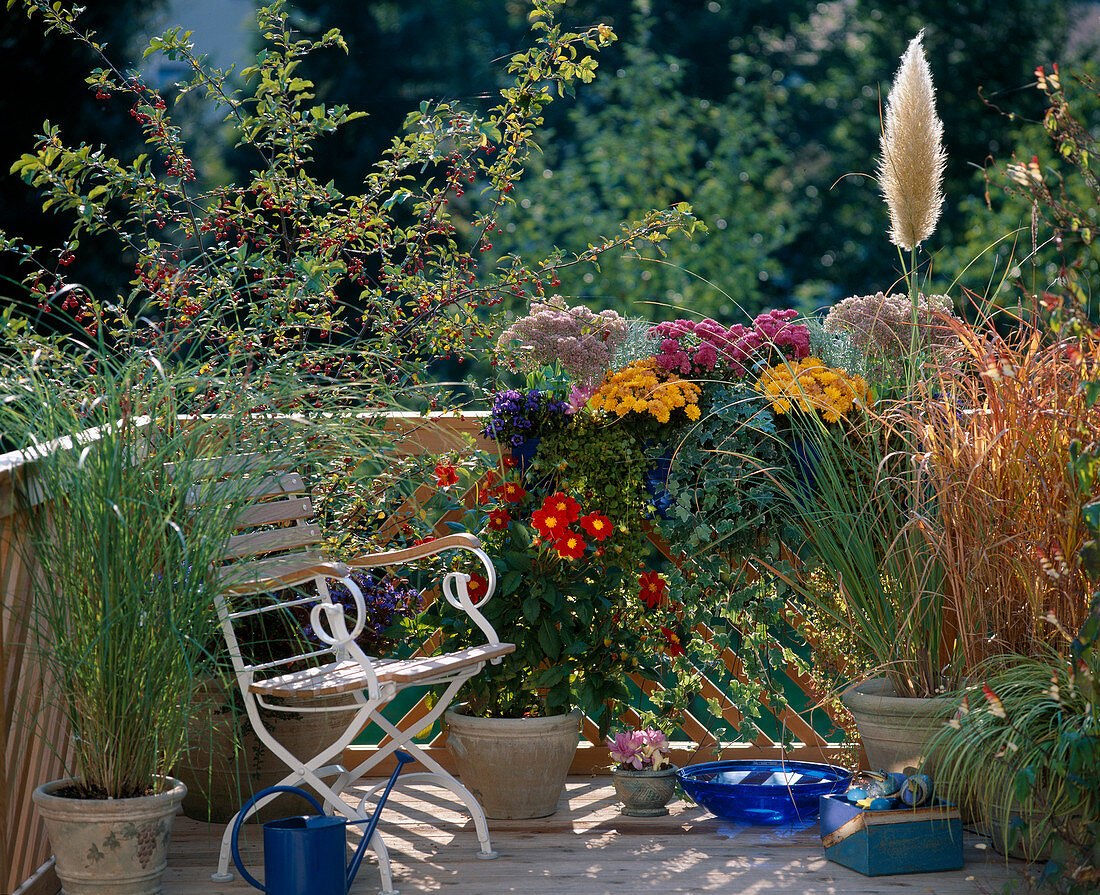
231;751;414;895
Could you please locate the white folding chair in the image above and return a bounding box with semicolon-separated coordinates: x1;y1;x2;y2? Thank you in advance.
170;454;513;895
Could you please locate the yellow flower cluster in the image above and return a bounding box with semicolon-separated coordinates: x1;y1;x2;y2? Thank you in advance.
755;357;870;423
591;359;702;425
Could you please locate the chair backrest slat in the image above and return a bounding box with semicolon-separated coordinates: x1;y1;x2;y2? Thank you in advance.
232;496;314;530
164;451;296;480
217;550;331;596
189;470;306;507
223;524;322;561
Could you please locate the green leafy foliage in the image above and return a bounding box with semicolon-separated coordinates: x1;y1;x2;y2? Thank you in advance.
2;0;697;400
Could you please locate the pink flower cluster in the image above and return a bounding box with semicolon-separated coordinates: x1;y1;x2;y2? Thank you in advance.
497;300;628;385
650;309;810;379
607;727;671;771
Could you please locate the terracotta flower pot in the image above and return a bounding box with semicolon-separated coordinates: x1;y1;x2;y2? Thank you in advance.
33;777;186;895
841;678;953;774
444;705;581;819
611;765;679;816
175;677;358;824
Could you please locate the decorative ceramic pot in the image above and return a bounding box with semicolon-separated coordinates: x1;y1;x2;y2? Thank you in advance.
840;677;952;774
33;776;186;895
611;766;679;816
444;704;581;819
175;677;358;823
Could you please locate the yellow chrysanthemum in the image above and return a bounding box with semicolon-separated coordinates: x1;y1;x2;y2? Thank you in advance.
754;359;870;422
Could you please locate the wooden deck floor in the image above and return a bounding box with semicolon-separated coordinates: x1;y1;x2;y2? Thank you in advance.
165;778;1026;895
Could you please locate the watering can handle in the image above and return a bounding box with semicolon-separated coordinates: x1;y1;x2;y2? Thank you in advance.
230;785;328;892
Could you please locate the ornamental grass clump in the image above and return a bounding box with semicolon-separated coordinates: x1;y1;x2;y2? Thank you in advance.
773;409;949;698
0;349;340;798
913;321;1100;669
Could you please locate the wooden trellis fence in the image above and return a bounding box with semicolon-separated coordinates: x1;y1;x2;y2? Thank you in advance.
350;414;849;774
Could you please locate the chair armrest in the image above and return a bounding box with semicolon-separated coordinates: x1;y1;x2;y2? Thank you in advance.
347;532;502;651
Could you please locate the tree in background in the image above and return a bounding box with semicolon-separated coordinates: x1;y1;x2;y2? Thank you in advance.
0;1;165;314
3;0;1092;330
500;27;801;321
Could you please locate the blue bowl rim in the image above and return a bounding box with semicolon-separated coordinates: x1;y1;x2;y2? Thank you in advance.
677;760;851;795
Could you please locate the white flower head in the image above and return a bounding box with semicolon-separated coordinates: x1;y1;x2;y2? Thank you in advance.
878;30;947;251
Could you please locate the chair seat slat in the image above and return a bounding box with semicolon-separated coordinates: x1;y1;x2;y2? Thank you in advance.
242;647;337;672
249;643;516;698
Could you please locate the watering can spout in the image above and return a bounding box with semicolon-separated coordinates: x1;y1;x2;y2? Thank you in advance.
346;750;415;890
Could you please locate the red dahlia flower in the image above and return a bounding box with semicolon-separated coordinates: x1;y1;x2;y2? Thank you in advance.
543;491;581;524
487;508;511;530
434;462;458;488
532;507;567;539
579;512;612;541
638;570;668;609
554;530;587;560
660;626;684;656
465;572;489;601
494;481;527;503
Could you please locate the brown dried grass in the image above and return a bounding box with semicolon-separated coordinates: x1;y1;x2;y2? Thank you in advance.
914;322;1100;669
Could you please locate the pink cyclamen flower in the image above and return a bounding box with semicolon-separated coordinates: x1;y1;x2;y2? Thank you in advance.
607;731;645;769
639;728;669;753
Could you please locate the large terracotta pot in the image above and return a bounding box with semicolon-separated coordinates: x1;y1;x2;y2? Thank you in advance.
175;678;359;824
444;705;581;819
841;677;952;774
33;776;186;895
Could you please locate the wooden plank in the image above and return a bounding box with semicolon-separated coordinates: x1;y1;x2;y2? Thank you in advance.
185;471;306;507
2;511;68;895
217;551;341;595
230;497;314;530
344;740;853;777
161;778;1019;895
222;524;322;560
383;644;516;684
163;452;295;481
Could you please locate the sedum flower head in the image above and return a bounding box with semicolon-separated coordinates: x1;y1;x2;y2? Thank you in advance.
878;30;947;251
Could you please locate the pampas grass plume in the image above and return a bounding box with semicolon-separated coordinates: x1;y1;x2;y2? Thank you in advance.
878;30;947;251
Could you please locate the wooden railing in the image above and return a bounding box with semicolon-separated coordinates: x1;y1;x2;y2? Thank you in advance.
1;460;67;895
1;412;848;894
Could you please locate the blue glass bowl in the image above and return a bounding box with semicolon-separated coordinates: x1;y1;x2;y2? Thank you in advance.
677;760;852;825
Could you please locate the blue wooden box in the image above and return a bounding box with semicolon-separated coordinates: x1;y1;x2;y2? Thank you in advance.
819;794;963;876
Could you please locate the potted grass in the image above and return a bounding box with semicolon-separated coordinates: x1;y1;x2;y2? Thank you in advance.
1;354;308;894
